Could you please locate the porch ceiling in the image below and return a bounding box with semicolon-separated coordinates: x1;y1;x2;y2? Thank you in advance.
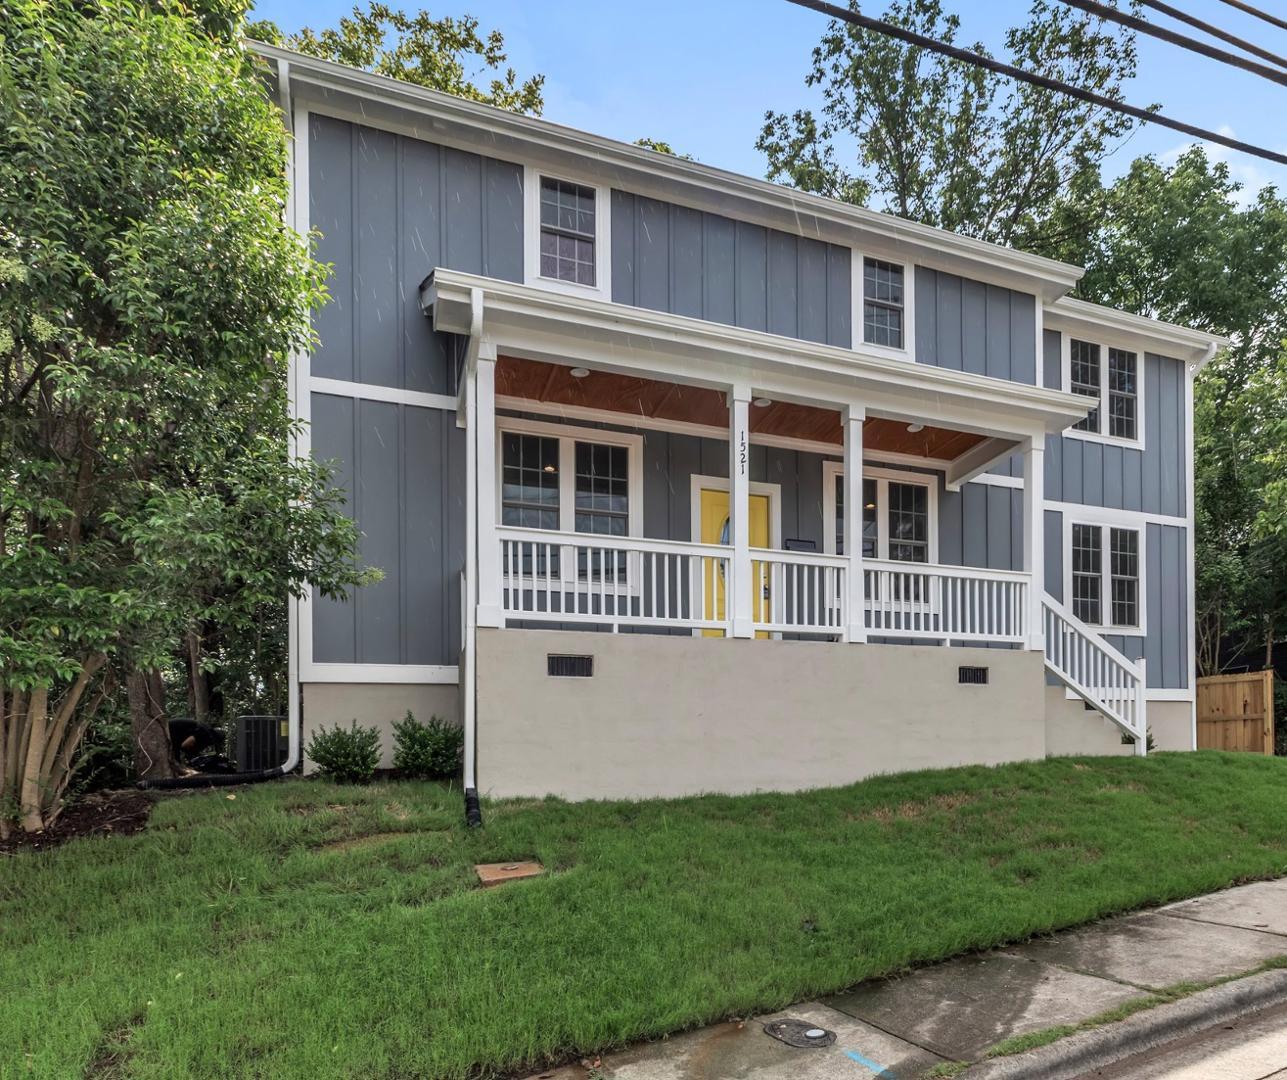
496;356;988;461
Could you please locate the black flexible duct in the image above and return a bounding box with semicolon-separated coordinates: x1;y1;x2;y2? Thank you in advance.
464;787;482;827
137;766;286;790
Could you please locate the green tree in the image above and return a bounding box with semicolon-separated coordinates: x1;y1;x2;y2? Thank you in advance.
757;0;1141;245
248;4;544;115
0;0;369;834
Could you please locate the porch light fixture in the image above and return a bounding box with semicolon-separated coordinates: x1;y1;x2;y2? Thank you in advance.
569;367;590;378
753;397;772;408
906;422;925;433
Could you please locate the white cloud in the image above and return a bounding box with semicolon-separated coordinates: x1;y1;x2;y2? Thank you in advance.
1157;124;1287;206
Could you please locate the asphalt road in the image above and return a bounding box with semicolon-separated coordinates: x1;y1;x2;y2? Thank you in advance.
1086;1000;1287;1080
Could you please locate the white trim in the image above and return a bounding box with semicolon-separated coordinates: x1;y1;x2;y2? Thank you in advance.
495;415;643;539
1035;300;1045;391
1046;501;1187;530
968;472;1024;490
1045;296;1227;367
1185;358;1202;744
1060;333;1146;450
1062;514;1148;637
821;462;939;563
301;663;460;684
523;164;611;299
1148;688;1196;702
309;375;457;412
428;270;1089;441
852;250;916;360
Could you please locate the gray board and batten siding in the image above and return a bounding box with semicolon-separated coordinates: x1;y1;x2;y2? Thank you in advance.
301;114;1189;688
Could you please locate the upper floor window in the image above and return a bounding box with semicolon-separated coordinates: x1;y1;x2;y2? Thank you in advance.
524;168;611;296
539;178;597;286
1065;337;1142;446
862;258;906;349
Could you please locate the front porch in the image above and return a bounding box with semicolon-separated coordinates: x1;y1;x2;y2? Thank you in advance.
483;353;1041;647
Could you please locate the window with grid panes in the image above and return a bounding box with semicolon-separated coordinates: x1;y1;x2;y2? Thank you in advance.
1071;523;1102;624
833;475;879;557
1109;527;1139;627
574;441;629;582
888;482;928;563
1107;348;1138;440
1070;340;1101;433
539;178;596;285
863;258;905;348
501;433;560;577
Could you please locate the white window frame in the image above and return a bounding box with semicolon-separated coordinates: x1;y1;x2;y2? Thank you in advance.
1062;514;1147;635
523;165;612;298
496;415;642;537
1061;334;1145;450
851;250;916;360
821;462;939;562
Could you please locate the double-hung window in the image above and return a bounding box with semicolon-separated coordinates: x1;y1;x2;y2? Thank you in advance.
524;169;609;294
1066;338;1141;445
861;258;907;349
499;421;641;581
826;466;935;563
1068;520;1143;631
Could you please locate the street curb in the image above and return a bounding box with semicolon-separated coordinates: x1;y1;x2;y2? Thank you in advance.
957;968;1287;1080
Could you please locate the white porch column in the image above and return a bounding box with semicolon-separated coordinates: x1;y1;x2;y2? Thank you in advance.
728;384;754;638
475;344;502;627
843;406;867;643
1022;434;1046;652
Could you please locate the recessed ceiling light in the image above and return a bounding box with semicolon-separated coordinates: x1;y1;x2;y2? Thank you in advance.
906;422;925;433
569;367;590;378
753;397;772;408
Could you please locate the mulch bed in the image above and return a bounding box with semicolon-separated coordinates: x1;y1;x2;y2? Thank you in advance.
0;789;154;855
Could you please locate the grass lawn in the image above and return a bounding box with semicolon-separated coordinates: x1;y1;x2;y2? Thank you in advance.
4;753;1287;1079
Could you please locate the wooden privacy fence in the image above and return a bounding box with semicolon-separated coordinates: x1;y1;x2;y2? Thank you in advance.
1196;670;1276;754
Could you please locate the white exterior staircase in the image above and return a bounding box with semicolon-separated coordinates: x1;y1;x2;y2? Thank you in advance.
1041;593;1148;755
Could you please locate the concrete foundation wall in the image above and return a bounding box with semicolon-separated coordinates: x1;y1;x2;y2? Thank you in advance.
475;628;1048;800
1043;688;1194;756
301;682;460;772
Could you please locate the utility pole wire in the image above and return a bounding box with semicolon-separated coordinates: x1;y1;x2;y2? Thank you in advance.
1219;0;1287;35
1060;0;1287;86
783;0;1287;167
1137;0;1287;72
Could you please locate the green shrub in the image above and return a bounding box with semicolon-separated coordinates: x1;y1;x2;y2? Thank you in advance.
306;720;380;783
392;711;463;780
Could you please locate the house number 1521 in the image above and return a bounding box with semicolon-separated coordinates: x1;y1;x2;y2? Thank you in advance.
739;431;748;476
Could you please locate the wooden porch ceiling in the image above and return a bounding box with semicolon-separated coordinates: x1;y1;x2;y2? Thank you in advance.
496;356;988;461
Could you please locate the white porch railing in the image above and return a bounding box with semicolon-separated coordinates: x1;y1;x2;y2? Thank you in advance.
864;559;1029;644
1042;594;1147;751
498;526;731;632
751;547;848;636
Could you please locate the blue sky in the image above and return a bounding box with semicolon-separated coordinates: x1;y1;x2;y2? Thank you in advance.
250;0;1287;203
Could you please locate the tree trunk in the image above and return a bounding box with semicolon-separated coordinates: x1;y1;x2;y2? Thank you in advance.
186;628;209;724
127;667;179;780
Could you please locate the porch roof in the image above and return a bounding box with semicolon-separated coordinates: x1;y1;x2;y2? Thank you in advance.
423;269;1093;471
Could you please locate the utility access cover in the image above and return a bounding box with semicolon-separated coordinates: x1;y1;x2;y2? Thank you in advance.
763;1018;836;1048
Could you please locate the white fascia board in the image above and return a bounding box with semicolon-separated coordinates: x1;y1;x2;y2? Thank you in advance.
253;42;1083;302
1045;297;1228;366
426;269;1093;439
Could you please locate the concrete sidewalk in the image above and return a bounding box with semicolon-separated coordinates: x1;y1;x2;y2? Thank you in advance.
525;878;1287;1080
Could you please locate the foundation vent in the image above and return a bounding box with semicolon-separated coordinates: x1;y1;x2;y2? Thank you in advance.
958;665;989;685
548;654;594;678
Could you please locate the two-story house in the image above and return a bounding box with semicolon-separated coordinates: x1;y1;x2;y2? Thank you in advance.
258;44;1223;805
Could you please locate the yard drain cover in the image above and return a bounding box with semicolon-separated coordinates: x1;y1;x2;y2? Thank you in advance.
763;1018;836;1048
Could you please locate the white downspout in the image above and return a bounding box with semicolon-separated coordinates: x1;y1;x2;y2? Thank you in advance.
282;56;303;776
461;289;484;817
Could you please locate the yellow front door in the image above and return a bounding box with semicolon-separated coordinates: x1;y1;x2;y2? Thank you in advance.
699;488;771;637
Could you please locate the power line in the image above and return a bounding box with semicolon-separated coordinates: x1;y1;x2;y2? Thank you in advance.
1060;0;1287;87
1218;0;1287;36
783;0;1287;166
1137;0;1287;72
